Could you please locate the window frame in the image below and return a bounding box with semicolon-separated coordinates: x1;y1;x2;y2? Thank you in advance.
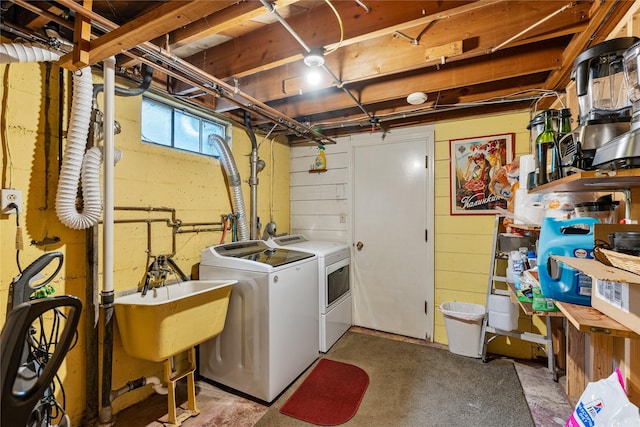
141;92;230;158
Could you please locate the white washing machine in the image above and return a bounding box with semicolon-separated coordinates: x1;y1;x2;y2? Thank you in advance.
267;235;352;352
198;240;318;402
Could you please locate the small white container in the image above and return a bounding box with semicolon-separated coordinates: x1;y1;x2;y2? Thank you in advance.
487;295;519;331
488;310;519;331
488;294;515;313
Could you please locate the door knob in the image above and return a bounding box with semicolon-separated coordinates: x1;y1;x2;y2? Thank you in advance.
356;241;364;251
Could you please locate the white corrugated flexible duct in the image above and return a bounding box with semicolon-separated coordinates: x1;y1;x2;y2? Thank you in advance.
0;42;103;230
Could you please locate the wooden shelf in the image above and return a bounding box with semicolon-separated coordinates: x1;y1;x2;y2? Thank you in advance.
555;301;640;339
507;223;540;232
507;282;564;317
529;169;640;193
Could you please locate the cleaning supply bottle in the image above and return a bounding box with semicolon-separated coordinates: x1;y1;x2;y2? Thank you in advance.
537;216;599;306
314;145;326;170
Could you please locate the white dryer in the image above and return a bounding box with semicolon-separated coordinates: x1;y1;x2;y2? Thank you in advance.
267;235;352;352
198;240;318;402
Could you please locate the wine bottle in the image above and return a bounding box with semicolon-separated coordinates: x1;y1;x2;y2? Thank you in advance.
535;110;556;186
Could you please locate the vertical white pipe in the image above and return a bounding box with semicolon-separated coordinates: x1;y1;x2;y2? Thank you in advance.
103;57;115;294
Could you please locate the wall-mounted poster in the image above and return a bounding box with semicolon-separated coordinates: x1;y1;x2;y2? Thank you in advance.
449;133;515;215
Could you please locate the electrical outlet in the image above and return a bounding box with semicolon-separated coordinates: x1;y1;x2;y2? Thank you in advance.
1;189;22;215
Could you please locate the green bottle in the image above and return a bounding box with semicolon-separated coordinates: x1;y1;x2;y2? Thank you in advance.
535;110;556;186
557;108;572;139
551;108;572;180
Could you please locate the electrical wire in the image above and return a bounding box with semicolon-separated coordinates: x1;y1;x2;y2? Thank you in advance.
308;89;564;130
2;65;15;188
12;203;23;273
323;0;344;55
25;301;78;425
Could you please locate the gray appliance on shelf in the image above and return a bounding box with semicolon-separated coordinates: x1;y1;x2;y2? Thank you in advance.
198;240;319;402
592;39;640;169
571;37;639;170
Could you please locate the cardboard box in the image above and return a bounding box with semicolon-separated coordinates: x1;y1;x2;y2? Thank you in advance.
552;255;640;335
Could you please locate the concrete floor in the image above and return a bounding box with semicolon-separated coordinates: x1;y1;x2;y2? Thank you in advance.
115;327;573;427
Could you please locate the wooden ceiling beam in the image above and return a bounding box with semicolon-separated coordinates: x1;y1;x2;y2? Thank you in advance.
22;1;65;30
72;0;92;68
253;78;546;131
544;0;636;94
217;42;564;118
285;101;532;143
74;0;237;66
225;2;590;105
166;0;301;50
179;1;476;81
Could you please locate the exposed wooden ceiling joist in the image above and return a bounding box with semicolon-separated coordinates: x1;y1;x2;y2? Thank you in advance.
1;0;637;142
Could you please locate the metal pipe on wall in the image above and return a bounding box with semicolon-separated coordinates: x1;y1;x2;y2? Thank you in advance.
244;112;259;240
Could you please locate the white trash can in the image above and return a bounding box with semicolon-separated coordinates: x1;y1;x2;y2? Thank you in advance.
439;301;486;358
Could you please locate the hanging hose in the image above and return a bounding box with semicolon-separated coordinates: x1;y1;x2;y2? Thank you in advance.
54;67;103;230
92;63;154;102
0;42;105;230
208;135;249;241
0;42;60;62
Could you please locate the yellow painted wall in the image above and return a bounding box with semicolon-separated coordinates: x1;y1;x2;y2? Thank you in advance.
1;49;554;427
433;112;548;359
0;60;290;425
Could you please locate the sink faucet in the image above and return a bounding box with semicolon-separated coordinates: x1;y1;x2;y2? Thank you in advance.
141;255;189;296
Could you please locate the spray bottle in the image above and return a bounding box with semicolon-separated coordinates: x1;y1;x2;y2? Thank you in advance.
314;145;326;170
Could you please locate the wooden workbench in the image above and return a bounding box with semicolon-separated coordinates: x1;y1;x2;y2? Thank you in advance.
556;301;639;406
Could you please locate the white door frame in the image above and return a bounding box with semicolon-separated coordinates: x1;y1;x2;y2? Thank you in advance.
348;125;435;340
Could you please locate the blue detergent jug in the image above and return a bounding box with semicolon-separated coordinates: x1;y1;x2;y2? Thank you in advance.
537;216;599;306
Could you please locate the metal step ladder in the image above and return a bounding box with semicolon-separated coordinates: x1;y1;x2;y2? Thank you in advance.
479;215;558;381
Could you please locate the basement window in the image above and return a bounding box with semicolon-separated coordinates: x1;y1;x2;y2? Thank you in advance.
141;94;229;157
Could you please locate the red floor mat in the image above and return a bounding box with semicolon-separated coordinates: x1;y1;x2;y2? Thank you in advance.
280;358;369;426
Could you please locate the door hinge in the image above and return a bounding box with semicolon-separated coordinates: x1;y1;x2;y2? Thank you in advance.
425;155;428;168
425;229;428;242
424;300;428;315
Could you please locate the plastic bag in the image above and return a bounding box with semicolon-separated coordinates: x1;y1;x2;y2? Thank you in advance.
438;302;485;322
565;368;640;426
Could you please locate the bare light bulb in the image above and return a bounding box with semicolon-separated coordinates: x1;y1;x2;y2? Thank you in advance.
306;68;323;85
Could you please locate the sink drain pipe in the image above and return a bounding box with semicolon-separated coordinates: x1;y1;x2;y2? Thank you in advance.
110;376;168;401
99;56;116;426
96;59;164;425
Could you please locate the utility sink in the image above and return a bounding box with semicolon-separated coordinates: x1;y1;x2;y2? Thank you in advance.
114;280;235;362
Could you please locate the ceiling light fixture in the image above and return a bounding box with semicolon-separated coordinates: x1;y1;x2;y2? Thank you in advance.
304;48;325;67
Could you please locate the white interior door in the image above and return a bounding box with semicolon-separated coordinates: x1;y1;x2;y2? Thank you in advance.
352;129;434;340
